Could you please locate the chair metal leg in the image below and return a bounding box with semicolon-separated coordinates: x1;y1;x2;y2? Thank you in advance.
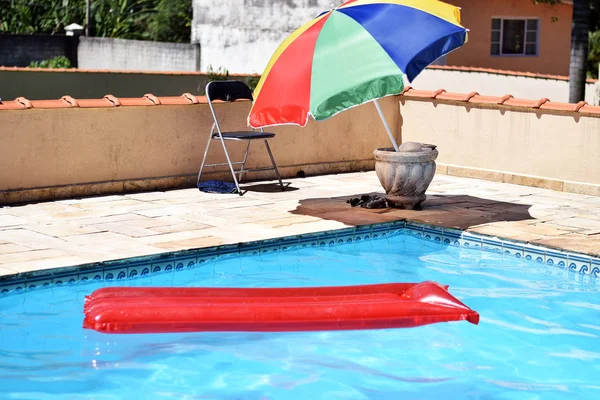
197;128;215;185
264;139;284;191
238;141;252;183
217;135;243;195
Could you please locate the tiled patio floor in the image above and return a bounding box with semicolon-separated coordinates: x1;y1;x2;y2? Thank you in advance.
1;171;599;277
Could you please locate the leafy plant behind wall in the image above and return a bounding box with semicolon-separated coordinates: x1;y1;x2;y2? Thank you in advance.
203;65;261;95
206;65;230;81
29;56;73;69
588;30;600;78
533;0;600;80
244;75;261;92
201;64;228;94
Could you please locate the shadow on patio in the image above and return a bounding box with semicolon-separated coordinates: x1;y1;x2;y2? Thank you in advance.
290;192;534;230
240;182;299;193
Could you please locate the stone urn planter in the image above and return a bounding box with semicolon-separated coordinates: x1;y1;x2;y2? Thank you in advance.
373;142;438;210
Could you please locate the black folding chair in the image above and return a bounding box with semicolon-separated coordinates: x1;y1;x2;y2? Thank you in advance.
197;80;284;195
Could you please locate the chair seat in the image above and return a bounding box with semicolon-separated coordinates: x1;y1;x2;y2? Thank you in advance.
215;131;275;140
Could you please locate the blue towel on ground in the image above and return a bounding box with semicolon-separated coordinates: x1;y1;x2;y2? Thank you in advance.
197;180;237;194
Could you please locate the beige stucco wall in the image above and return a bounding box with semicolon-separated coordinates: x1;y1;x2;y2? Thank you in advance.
0;97;399;201
399;98;600;188
448;0;572;76
2;94;599;204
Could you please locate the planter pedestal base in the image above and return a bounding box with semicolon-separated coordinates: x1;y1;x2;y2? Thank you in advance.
385;194;427;210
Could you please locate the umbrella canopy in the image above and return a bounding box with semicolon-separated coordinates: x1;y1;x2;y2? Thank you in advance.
248;0;467;130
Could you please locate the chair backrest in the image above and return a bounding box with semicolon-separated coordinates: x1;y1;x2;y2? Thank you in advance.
205;80;253;103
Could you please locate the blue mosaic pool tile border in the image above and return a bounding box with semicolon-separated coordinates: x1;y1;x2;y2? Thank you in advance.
371;225;393;240
279;236;302;251
1;220;599;296
524;245;547;264
481;238;503;254
458;232;483;249
196;247;220;264
568;254;592;275
422;227;444;243
2;276;27;294
239;241;262;256
78;266;104;283
336;229;357;245
591;258;600;277
396;222;598;275
545;249;568;268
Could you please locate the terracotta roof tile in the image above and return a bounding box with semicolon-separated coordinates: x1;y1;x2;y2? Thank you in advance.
497;94;514;105
154;96;191;105
103;95;121;106
466;95;505;104
401;88;437;98
503;98;540;108
15;97;32;109
182;93;199;104
400;86;413;95
1;88;598;119
28;99;72;109
401;88;599;117
61;96;79;107
77;98;116;108
143;94;161;105
431;89;446;98
574;101;588;112
533;98;550;108
119;97;153;106
579;104;600;115
0;100;27;110
435;91;478;102
539;101;579;112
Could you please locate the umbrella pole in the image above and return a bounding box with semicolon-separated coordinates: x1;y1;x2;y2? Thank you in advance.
373;99;399;151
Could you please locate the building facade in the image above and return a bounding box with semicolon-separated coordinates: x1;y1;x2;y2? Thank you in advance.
192;0;573;76
446;0;572;76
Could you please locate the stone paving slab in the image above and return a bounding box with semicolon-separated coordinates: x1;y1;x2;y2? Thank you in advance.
1;171;599;277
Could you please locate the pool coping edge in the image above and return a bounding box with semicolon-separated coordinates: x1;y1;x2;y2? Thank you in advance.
1;220;598;296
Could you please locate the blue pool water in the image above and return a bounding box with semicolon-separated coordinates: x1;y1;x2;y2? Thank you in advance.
1;229;599;399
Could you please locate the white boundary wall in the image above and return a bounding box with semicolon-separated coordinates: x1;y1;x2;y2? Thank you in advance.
78;37;200;72
412;68;599;105
192;0;332;74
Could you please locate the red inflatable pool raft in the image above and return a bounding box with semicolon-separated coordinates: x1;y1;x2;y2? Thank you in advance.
83;282;479;334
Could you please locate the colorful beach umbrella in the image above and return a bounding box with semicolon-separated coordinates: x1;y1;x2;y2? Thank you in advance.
248;0;468;150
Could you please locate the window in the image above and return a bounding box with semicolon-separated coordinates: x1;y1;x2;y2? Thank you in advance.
491;18;538;56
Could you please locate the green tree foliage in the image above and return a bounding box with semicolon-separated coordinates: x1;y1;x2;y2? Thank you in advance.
588;0;600;77
89;0;156;39
148;0;192;43
533;0;600;79
589;30;600;77
0;0;192;43
203;65;261;94
0;0;83;34
29;55;73;68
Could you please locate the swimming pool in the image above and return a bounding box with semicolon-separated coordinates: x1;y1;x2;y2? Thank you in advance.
1;224;600;399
